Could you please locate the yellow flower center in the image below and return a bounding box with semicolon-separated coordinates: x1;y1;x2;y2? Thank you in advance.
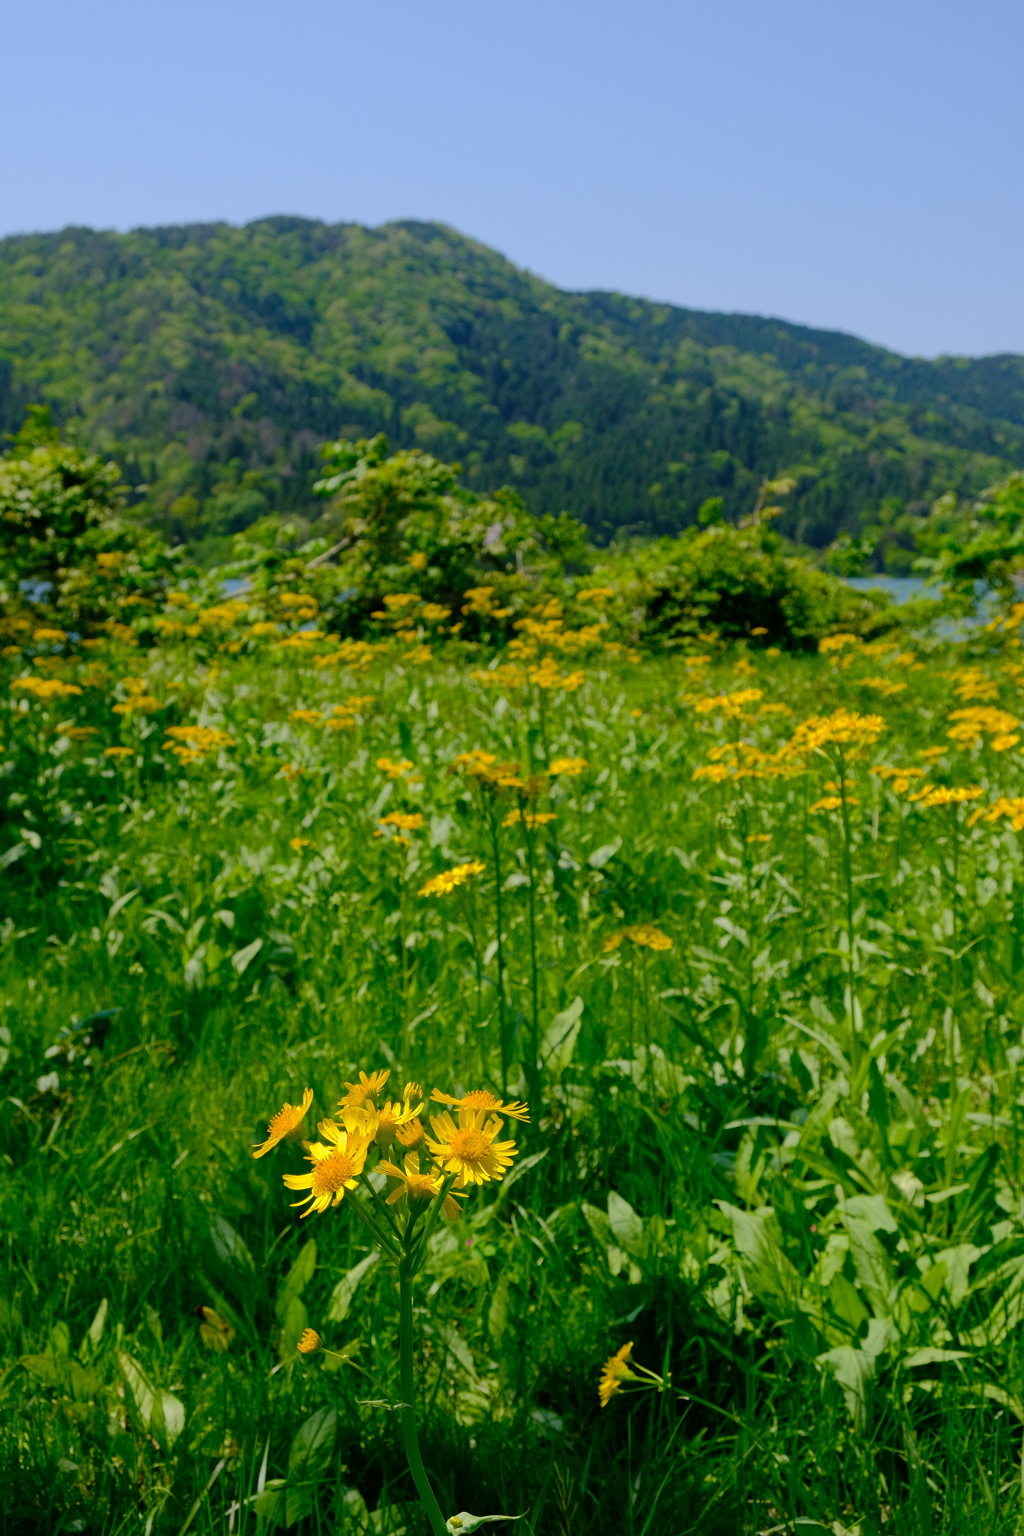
267;1106;302;1137
405;1174;438;1204
312;1154;356;1193
459;1091;500;1111
450;1129;490;1163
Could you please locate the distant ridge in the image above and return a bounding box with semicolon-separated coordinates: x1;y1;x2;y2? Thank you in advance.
1;216;1022;551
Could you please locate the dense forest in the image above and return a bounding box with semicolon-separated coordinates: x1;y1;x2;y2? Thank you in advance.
2;215;1024;558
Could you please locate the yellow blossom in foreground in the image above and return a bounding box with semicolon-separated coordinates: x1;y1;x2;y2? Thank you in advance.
692;763;730;784
252;1086;314;1158
369;1097;424;1149
430;1088;530;1123
290;709;323;725
547;757;588;777
808;796;845;813
297;1329;322;1354
339;1069;391;1111
164;725;235;762
919;746;946;762
377;1151;466;1219
602;924;673;954
104;746;134;760
599;1342;638;1406
289;838;312;852
282;1124;372;1217
425;1108;518;1186
420;861;485;897
818;633;861;654
947;706;1020;750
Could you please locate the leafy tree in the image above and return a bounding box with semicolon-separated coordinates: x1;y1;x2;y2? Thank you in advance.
916;473;1024;602
0;408;187;633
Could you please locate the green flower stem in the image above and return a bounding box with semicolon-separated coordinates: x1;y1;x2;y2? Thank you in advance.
347;1188;402;1261
408;1173;458;1275
398;1257;448;1536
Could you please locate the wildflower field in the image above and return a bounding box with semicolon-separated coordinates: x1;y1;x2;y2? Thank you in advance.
8;596;1024;1536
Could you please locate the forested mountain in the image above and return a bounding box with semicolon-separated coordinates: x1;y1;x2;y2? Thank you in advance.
2;215;1023;554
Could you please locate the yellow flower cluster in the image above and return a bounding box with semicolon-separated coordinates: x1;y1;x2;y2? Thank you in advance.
471;665;528;690
501;809;557;829
547;757;589;777
857;676;907;697
787;707;886;754
602;923;673;954
313;639;382;672
111;676;161;715
691;688;763;718
969;796;1024;831
948;667;1000;703
946;707;1020;751
818;633;860;653
907;784;984;809
255;1071;526;1220
10;676;83;701
419;861;485;897
871;765;928;794
164;724;236;764
527;656;585;691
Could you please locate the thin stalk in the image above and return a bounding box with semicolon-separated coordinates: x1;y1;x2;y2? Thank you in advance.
487;803;509;1092
398;1260;448;1536
523;818;541;1107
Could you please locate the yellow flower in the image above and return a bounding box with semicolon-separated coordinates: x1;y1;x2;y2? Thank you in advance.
297;1328;322;1354
693;689;763;718
808;796;844;813
56;725;98;741
502;809;557;828
11;677;83;700
377;1151;466;1219
787;708;885;755
969;796;1024;831
378;813;425;832
282;1125;371;1217
250;621;280;637
602;924;673;954
547;757;588;777
371;1097;424;1149
599;1342;638;1407
425;1108;518;1187
818;633;861;654
692;763;731;783
104;746;134;760
377;756;415;779
430;1088;530;1123
290;709;323;724
252;1086;314;1158
289;837;313;852
33;628;67;643
407;552;428;570
420;861;485;897
339;1069;391;1111
395;1117;427;1150
908;784;984;809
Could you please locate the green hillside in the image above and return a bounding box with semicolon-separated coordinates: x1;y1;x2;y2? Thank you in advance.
2;215;1023;553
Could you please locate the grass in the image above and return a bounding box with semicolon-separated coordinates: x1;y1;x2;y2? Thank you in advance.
5;623;1024;1534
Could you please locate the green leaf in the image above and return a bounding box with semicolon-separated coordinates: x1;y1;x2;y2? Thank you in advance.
539;996;583;1074
327;1253;378;1323
288;1405;336;1480
151;1388;186;1451
274;1239;317;1322
231;937;263;974
607;1191;644;1255
209;1215;256;1281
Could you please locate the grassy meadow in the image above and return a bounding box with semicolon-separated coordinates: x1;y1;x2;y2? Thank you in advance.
6;612;1024;1535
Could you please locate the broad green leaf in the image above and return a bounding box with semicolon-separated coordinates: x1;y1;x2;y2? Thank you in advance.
231;937;263;974
151;1388;186;1450
288;1404;336;1480
817;1344;875;1429
118;1350;155;1428
274;1240;317;1322
210;1215;256;1280
327;1252;378;1323
588;837;621;868
539;995;583;1074
608;1191;644;1255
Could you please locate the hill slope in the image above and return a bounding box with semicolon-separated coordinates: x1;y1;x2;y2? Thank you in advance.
1;215;1023;551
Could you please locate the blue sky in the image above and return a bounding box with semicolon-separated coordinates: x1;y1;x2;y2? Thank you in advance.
1;0;1021;357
